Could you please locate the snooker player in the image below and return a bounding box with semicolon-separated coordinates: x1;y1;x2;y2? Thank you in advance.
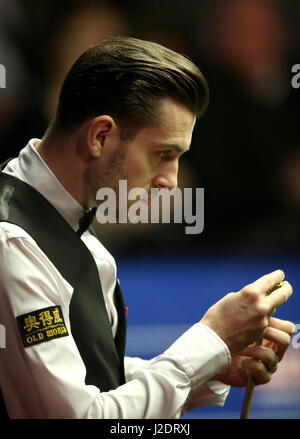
0;36;294;418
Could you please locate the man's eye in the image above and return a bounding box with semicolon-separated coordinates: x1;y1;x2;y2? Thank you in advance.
159;150;173;160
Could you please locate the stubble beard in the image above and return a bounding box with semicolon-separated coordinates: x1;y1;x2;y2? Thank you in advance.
83;141;128;213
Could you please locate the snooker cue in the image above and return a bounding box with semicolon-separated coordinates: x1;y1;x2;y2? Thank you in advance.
240;281;283;419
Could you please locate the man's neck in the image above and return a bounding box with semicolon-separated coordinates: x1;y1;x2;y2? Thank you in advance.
36;135;89;210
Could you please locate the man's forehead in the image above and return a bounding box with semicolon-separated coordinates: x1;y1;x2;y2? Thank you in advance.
158;97;196;128
127;98;196;149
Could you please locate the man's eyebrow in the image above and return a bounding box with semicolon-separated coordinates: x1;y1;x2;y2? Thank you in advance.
154;143;190;154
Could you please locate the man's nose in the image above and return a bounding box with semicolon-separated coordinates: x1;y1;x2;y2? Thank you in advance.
152;162;178;190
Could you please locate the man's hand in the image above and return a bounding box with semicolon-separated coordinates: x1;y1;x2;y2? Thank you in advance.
213;317;295;387
200;270;293;355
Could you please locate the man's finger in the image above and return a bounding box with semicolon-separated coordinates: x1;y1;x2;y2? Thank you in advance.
268;317;296;335
267;281;293;309
239;344;278;372
262;326;291;361
245;269;285;296
241;358;272;385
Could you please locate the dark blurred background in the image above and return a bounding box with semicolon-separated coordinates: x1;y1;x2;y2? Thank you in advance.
1;0;299;418
0;0;300;254
0;0;299;255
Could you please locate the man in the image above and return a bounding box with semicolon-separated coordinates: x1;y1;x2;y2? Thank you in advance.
0;36;294;418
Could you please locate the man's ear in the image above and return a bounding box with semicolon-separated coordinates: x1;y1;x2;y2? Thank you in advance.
87;115;116;159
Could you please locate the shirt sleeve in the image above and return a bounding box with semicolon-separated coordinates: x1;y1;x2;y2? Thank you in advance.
125;356;230;413
0;224;231;419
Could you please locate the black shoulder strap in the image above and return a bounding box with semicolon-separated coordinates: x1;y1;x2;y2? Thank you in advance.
0;172;126;398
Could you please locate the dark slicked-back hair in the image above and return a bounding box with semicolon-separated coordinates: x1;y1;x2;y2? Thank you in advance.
53;36;209;139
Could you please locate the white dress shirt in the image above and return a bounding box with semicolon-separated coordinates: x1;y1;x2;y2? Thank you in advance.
0;139;231;418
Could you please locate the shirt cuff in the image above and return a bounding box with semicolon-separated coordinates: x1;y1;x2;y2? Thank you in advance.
206;380;231;406
163;322;231;391
181;380;230;416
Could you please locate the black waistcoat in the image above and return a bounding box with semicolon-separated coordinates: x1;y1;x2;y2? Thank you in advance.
0;168;126;417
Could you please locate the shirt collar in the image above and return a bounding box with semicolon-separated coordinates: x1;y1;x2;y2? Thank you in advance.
4;138;85;231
